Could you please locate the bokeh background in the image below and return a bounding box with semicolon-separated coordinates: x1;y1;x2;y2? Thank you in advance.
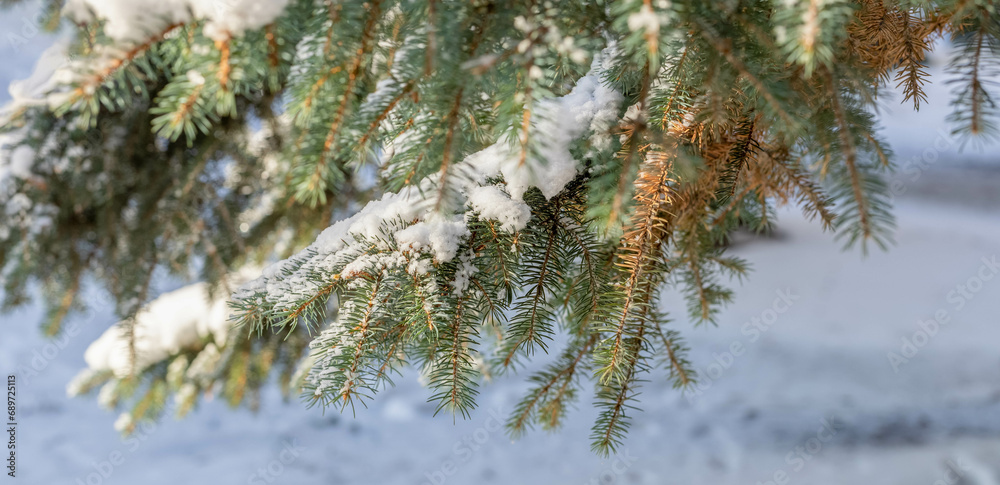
2;2;999;484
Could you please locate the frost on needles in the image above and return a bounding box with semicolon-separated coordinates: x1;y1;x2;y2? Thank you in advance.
1;0;998;456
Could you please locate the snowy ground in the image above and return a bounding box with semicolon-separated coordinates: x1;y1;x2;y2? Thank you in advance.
4;8;1000;485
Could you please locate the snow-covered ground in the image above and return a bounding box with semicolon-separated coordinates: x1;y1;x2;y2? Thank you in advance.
4;8;1000;484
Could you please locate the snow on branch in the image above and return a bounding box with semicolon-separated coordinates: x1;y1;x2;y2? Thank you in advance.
63;0;291;42
233;52;622;310
74;282;232;380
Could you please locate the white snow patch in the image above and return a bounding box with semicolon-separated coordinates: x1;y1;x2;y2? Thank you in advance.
62;0;289;43
467;185;531;232
81;282;232;378
0;40;72;118
451;249;479;297
395;216;470;263
468;69;623;200
2;145;34;181
627;4;661;37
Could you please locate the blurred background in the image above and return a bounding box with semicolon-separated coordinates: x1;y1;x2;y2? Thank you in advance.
2;2;1000;484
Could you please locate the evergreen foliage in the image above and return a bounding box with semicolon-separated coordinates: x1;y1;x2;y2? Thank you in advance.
1;0;997;454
